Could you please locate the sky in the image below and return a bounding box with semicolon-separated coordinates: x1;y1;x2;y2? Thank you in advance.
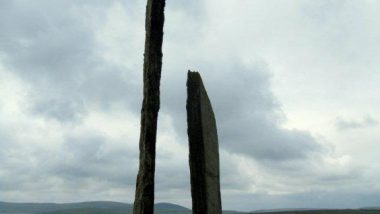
1;0;380;211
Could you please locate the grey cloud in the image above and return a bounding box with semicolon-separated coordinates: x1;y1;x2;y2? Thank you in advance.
0;0;141;122
201;63;322;162
0;130;139;196
27;64;139;122
336;116;378;130
31;99;85;122
160;2;324;162
282;191;380;210
1;157;134;202
219;151;254;191
0;1;93;69
0;129;11;154
155;50;326;205
155;160;189;191
0;146;50;193
0;0;145;202
223;190;380;211
78;68;141;111
161;58;321;162
166;0;206;20
51;133;139;186
302;1;347;24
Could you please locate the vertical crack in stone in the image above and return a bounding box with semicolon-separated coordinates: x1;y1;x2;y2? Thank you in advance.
133;0;166;214
187;71;222;214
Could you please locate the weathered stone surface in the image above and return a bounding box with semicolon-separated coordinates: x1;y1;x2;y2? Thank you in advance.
133;0;166;214
186;71;222;214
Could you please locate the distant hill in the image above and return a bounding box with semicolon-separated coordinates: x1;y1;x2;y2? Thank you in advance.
0;201;132;214
40;208;127;214
0;201;245;214
1;201;380;214
249;209;380;214
360;207;380;210
0;201;191;214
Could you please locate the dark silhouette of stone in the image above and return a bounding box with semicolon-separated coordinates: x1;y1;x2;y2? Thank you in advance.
186;71;222;214
133;0;165;214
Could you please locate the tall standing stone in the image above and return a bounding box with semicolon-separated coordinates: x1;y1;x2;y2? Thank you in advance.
133;0;165;214
186;71;222;214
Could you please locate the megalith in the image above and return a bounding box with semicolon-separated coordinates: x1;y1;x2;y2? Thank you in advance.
186;71;222;214
133;0;166;214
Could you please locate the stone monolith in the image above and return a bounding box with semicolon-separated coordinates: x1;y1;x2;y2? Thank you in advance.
133;0;166;214
186;71;222;214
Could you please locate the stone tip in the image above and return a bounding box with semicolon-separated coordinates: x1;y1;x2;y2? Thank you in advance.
187;70;203;84
188;69;199;76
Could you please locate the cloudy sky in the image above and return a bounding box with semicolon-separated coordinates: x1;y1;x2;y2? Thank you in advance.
1;0;380;211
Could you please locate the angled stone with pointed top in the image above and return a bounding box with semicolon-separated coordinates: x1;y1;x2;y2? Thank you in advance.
186;71;222;214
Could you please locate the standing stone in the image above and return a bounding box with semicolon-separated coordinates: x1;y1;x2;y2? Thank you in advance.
186;71;222;214
133;0;165;214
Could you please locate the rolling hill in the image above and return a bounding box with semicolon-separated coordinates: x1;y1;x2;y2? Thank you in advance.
1;201;379;214
0;201;190;214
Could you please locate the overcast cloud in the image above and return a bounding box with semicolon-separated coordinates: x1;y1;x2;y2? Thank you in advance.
1;0;380;211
